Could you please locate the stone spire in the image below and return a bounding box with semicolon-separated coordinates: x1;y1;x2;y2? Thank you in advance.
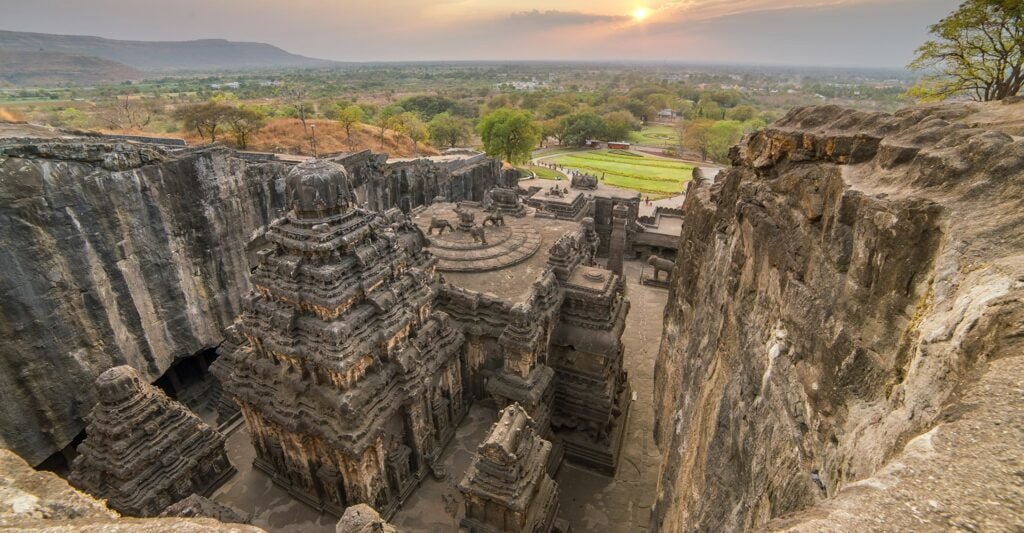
459;403;560;533
213;159;466;518
607;203;629;276
68;365;234;517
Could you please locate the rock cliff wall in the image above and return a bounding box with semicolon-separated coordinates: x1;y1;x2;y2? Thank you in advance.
0;139;288;465
652;103;1024;531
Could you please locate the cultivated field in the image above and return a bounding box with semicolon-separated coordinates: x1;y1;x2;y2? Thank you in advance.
549;149;693;197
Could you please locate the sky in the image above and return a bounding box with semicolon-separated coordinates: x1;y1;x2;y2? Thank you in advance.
0;0;962;67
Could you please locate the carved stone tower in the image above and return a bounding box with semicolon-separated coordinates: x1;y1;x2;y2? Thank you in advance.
69;365;234;517
607;203;629;275
459;403;560;533
213;159;466;518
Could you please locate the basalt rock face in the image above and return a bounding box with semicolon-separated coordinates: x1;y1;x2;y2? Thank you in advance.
0;139;287;465
0;448;263;532
652;103;1024;531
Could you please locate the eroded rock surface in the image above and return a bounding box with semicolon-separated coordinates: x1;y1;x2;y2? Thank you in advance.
652;103;1024;531
0;448;262;532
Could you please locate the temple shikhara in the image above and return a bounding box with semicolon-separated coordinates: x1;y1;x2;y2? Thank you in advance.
210;154;634;522
212;160;466;517
68;365;234;517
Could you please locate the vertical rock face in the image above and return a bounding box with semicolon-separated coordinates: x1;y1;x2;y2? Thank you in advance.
0;140;287;465
0;139;511;467
68;365;234;517
652;103;1024;531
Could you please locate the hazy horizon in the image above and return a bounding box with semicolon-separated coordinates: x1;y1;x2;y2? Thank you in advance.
0;0;961;68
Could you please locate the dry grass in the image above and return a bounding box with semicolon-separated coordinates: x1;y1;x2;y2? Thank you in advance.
239;119;439;157
0;108;26;122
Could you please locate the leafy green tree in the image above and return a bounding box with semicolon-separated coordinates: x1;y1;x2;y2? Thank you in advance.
477;109;541;164
226;105;266;149
909;0;1024;101
540;100;573;119
561;111;607;146
726;104;758;122
428;112;472;148
706;120;745;162
695;98;724;120
374;105;404;148
602;111;641;141
173;102;232;142
58;107;89;129
540;118;567;147
333;105;364;150
396;112;429;154
398;95;459;119
679;119;715;161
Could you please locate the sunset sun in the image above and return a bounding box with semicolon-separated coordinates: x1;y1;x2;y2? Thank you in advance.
632;7;650;22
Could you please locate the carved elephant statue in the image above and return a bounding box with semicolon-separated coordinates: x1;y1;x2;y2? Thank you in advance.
648;255;674;281
427;217;454;235
483;211;505;227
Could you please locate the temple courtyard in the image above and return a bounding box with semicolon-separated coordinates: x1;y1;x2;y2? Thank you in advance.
210;259;666;532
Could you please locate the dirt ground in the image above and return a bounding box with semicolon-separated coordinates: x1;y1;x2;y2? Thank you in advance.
212;259;668;532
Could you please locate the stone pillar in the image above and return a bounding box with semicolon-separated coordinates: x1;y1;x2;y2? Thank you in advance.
608;203;628;276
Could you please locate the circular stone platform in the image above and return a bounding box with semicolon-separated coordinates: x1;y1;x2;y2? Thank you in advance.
421;223;542;272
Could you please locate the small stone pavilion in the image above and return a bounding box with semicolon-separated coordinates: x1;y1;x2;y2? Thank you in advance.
68;365;234;517
459;403;560;533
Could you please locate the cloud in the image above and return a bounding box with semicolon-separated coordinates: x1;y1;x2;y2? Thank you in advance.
503;9;628;29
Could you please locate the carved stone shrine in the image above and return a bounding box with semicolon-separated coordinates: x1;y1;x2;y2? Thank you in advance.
68;365;234;517
212;159;466;518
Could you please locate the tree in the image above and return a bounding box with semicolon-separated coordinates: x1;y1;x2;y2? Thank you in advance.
99;94;152;130
428;112;472;148
397;112;428;154
374;105;405;148
281;84;314;132
226;106;266;149
477;108;541;164
561;111;607;146
706;120;745;162
540;118;566;147
694;98;724;120
679;120;715;161
334;105;364;150
173;102;232;142
909;0;1024;101
602;111;641;142
726;104;758;122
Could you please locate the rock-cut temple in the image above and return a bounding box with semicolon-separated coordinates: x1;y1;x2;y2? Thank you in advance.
213;156;632;520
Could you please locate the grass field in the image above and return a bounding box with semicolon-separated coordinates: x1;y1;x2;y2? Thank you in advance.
549;149;693;197
629;124;680;148
516;164;565;180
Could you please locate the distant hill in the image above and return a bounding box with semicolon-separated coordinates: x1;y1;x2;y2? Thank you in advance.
0;29;338;71
0;48;142;86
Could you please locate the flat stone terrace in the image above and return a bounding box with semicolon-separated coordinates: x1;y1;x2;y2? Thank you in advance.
412;203;579;303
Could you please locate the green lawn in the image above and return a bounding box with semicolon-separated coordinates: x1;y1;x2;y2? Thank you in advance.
629;124;680;148
549;149;693;197
516;164;565;180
